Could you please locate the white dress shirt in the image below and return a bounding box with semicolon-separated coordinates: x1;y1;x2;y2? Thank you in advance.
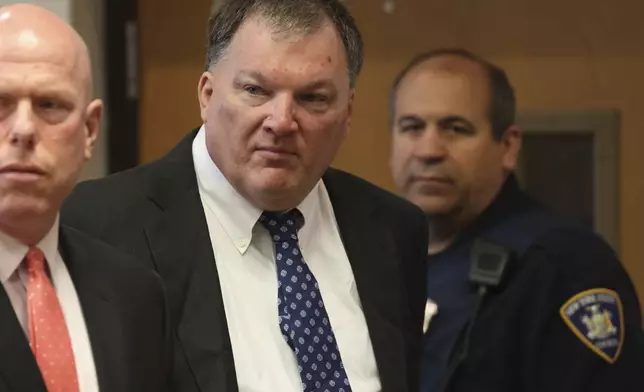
0;215;99;392
192;126;382;392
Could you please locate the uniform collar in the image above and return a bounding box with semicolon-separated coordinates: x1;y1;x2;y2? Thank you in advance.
437;174;533;255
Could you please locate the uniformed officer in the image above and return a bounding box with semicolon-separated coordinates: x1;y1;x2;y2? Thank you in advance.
388;47;644;392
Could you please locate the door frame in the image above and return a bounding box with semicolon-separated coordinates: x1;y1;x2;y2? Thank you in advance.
104;0;139;173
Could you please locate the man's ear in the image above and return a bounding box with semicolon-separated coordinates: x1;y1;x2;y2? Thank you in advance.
501;125;522;171
344;89;354;139
84;99;103;160
198;72;214;123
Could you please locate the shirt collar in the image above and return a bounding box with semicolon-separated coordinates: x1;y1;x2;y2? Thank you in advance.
0;214;60;283
192;125;321;253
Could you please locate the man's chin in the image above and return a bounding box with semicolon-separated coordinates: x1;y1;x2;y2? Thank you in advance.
243;170;311;211
0;198;57;244
251;166;299;188
411;196;456;216
0;192;51;215
254;172;288;188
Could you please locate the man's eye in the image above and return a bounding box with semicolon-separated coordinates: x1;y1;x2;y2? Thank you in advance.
299;93;327;103
400;123;424;133
37;99;61;110
447;124;470;134
244;85;265;96
0;96;12;106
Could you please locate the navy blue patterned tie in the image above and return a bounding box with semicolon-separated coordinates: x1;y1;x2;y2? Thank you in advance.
259;210;352;392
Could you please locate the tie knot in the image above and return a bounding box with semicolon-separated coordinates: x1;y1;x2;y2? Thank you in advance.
25;247;46;273
259;209;304;241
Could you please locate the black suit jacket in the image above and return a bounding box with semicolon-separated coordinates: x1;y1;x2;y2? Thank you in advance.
0;225;171;392
61;128;429;392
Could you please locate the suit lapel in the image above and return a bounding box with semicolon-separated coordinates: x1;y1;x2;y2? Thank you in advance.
0;285;47;391
323;170;409;392
59;228;127;392
143;130;238;392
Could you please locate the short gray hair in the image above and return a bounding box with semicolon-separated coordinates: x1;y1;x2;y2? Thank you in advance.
205;0;364;87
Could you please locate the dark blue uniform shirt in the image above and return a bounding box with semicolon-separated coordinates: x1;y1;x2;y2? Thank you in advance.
419;175;644;392
420;237;475;392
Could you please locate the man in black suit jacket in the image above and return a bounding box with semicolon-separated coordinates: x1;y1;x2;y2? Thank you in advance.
62;1;428;391
0;4;170;391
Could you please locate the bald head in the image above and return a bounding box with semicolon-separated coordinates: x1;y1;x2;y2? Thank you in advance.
0;3;93;100
0;3;103;246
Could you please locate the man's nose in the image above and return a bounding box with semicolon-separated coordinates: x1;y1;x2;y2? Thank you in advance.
263;94;298;135
8;100;37;150
413;125;447;163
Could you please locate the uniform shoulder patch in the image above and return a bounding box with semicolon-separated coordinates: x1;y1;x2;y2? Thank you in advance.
560;288;624;363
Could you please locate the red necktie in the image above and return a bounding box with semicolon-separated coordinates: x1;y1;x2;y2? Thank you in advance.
26;247;80;392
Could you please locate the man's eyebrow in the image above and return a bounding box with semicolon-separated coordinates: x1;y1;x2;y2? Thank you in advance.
235;70;268;84
301;79;335;90
439;115;475;129
396;114;425;125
